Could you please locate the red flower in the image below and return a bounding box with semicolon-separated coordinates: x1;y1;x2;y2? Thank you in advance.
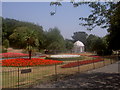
0;52;29;58
2;58;63;67
61;59;104;68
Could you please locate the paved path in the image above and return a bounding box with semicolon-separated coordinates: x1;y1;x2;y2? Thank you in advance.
33;61;120;89
87;61;120;73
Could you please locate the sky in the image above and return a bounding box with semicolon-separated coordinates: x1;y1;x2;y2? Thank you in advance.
2;2;108;39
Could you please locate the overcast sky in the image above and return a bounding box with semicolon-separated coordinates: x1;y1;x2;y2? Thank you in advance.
2;2;108;39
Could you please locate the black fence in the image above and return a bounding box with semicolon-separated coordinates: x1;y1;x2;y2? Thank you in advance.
1;55;118;88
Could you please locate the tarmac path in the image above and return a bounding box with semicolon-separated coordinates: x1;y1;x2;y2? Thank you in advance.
33;61;120;89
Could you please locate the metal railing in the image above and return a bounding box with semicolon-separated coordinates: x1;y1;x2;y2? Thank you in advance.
1;55;118;88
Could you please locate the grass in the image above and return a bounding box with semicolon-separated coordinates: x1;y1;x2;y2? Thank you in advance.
2;53;118;88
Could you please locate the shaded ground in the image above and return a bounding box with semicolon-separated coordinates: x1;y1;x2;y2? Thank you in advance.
33;61;120;89
87;61;119;73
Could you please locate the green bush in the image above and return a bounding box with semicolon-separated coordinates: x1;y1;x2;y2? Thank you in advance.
2;46;7;53
97;49;112;56
3;39;9;49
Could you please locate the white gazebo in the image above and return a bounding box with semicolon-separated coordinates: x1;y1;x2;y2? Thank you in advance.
73;41;85;53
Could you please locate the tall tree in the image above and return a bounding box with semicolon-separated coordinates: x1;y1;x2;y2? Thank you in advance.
72;31;88;45
86;34;98;51
50;2;120;51
2;17;44;45
65;39;74;51
45;27;66;53
2;39;9;52
107;2;120;50
50;2;117;30
9;27;39;59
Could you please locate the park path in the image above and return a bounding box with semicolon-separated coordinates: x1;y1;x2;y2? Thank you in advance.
87;61;119;73
33;61;120;89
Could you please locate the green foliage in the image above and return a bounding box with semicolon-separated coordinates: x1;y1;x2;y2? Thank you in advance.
2;46;7;53
9;26;41;59
2;17;71;54
78;2;120;51
2;18;44;49
86;34;112;55
50;2;62;6
2;18;44;45
78;2;117;30
45;27;66;53
107;2;120;50
65;39;73;51
72;31;88;45
3;39;9;49
91;37;106;52
2;39;9;53
86;34;98;51
50;2;120;52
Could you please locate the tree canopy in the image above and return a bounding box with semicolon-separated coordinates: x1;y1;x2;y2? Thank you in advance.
72;31;88;45
107;2;120;50
50;1;120;51
45;27;66;53
2;18;68;54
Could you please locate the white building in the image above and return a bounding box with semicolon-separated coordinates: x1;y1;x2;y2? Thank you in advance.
73;41;85;53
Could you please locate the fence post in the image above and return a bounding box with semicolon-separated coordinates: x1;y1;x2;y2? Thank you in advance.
18;67;19;89
55;63;57;81
77;59;80;73
103;57;105;66
93;58;95;69
110;58;112;64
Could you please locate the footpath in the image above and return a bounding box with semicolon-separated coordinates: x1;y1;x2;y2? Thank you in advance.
33;61;120;89
87;61;119;73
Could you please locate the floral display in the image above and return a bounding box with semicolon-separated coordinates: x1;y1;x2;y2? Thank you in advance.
61;59;104;68
79;54;100;58
88;55;101;58
0;52;29;58
39;55;46;57
1;58;63;67
49;54;81;58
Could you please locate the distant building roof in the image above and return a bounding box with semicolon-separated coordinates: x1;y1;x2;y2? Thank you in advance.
74;41;84;47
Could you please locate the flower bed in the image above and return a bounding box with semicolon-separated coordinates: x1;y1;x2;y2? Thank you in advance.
49;54;81;58
39;55;46;58
88;55;101;58
46;54;82;61
78;54;100;58
0;52;29;58
61;59;104;68
1;58;63;67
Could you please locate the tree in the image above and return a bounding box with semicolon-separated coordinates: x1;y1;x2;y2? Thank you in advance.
50;2;120;51
78;2;117;30
2;39;9;52
65;39;74;51
87;35;112;55
50;2;62;15
86;34;98;51
9;27;39;59
72;31;88;45
2;17;44;48
45;27;66;53
91;37;105;52
73;2;120;51
107;2;120;50
50;2;117;30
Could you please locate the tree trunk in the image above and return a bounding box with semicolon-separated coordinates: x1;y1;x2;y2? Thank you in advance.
29;50;32;60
